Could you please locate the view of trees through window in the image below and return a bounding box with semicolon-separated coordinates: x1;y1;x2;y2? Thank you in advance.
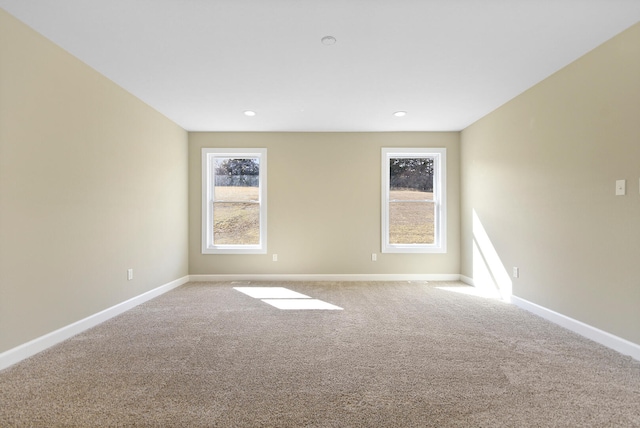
213;157;260;245
389;157;435;244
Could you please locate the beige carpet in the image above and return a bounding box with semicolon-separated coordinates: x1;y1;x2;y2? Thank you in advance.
1;281;639;427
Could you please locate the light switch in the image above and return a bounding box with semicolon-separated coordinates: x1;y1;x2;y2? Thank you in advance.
615;180;626;196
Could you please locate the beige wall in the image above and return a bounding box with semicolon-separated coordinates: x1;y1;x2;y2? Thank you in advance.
0;9;189;353
461;23;640;344
189;132;460;275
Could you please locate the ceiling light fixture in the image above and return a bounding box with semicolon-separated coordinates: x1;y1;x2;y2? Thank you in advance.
243;110;256;117
321;36;336;45
393;111;407;117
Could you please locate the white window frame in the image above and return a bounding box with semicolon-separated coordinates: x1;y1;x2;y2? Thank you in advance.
202;148;267;254
381;148;446;254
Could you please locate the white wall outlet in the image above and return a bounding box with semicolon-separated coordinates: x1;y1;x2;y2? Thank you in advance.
615;179;626;196
272;254;278;262
513;267;519;278
127;268;133;281
371;253;377;262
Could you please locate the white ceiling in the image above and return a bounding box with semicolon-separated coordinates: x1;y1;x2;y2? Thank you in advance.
1;1;639;132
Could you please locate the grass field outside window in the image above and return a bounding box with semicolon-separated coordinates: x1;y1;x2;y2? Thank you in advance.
213;187;260;245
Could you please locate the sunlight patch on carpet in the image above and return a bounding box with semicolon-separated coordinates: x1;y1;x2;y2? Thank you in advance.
233;287;310;299
261;299;343;310
436;286;502;299
234;287;343;310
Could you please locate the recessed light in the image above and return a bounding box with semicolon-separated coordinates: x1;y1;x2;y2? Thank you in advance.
321;36;336;45
393;111;407;117
243;110;256;117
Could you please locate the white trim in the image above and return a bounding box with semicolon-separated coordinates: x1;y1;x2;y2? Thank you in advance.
460;275;474;286
201;148;267;254
189;274;461;282
511;295;640;361
381;148;447;254
0;275;189;372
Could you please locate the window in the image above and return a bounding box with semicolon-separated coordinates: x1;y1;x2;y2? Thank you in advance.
202;148;267;254
382;148;446;253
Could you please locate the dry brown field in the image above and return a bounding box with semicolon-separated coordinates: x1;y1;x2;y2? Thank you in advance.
389;190;435;244
213;186;260;245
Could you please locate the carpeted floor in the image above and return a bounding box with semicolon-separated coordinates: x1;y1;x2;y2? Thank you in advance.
1;281;639;427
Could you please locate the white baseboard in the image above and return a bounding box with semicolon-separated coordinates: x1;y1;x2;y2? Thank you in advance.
189;273;462;282
0;275;190;372
511;295;640;361
460;275;474;286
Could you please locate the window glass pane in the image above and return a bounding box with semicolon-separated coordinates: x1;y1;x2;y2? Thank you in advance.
382;148;445;253
203;148;266;254
214;157;260;202
389;157;434;193
388;156;435;245
213;202;260;245
389;201;435;244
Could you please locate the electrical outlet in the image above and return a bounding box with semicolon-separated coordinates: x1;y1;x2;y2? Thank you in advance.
371;253;377;262
512;267;519;278
127;268;133;281
272;254;278;262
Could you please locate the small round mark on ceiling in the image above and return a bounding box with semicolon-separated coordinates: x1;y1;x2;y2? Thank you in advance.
321;36;337;46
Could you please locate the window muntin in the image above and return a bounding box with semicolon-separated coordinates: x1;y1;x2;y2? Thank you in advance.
382;148;446;253
202;149;266;254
